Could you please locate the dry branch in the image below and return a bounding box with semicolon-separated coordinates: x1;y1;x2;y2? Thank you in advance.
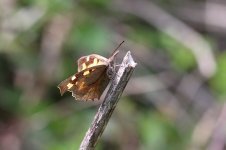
79;51;137;150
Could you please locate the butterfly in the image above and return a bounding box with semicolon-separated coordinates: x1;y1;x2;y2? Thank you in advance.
57;41;124;101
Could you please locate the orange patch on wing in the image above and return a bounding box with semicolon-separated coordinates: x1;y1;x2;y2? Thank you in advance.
78;82;85;90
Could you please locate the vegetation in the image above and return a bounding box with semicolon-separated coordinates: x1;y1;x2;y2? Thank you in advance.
0;0;226;150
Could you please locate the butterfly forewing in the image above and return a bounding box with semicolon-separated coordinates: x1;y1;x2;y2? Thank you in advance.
77;54;108;72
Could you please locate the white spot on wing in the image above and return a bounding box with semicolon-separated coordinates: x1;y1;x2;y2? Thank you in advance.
71;75;76;81
82;63;86;70
86;56;90;62
94;58;98;65
83;70;90;75
67;83;73;89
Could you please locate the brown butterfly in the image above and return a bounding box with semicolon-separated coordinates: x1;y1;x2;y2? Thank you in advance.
57;41;124;101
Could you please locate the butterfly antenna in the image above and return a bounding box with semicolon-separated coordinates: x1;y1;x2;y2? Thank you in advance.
111;41;124;56
108;41;124;62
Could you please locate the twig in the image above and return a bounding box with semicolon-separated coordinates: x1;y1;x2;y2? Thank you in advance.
79;51;137;150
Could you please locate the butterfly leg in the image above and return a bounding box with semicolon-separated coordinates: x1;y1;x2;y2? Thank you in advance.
107;62;122;79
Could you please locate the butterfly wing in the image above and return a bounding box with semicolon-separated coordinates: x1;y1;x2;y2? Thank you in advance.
58;65;110;101
77;54;108;72
71;67;110;101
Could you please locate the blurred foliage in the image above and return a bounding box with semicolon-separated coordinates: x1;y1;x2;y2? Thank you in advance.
1;0;226;150
210;52;226;99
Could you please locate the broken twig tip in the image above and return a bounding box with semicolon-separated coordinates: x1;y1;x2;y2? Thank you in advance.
124;51;137;68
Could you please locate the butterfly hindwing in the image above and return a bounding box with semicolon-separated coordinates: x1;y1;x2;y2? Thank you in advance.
72;70;110;101
58;65;109;101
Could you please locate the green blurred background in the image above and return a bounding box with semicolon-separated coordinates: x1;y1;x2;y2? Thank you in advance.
1;0;226;150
